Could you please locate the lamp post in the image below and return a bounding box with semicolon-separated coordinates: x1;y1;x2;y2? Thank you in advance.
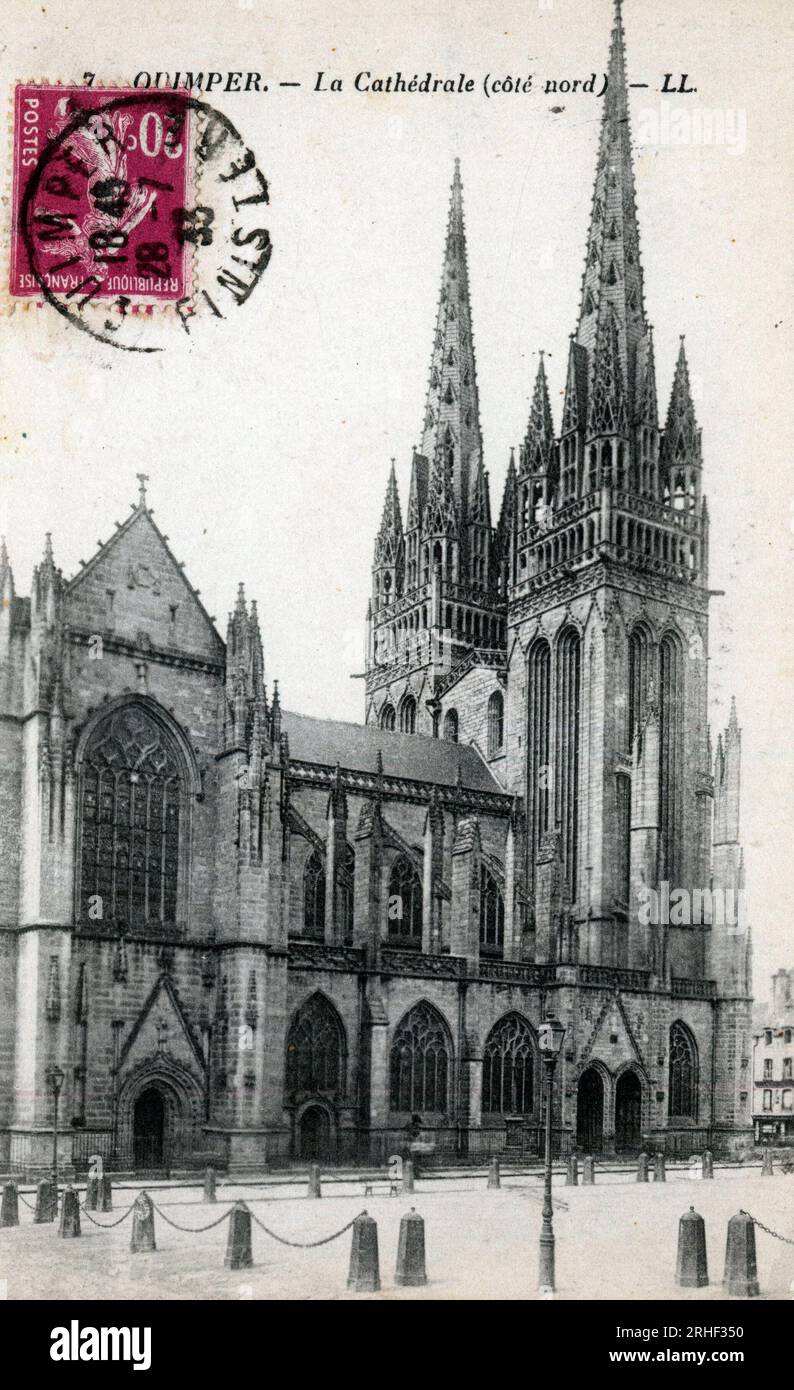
538;1012;566;1293
46;1065;65;1199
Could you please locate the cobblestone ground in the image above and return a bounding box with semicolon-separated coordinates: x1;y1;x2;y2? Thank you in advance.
1;1166;792;1301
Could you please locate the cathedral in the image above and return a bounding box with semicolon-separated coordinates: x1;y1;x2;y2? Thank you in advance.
0;3;753;1177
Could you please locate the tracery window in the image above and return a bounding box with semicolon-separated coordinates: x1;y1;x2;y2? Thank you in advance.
380;703;396;731
443;708;459;742
668;1021;698;1119
390;1003;450;1113
482;1014;535;1115
338;844;354;942
479;864;505;956
388;855;423;946
79;703;185;928
304;851;326;939
487;690;504;757
400;695;417;734
285;994;345;1096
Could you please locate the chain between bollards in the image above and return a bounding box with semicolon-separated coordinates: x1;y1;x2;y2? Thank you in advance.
248;1205;365;1248
739;1209;794;1245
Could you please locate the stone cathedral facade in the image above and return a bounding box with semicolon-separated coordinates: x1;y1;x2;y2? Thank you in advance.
0;4;752;1176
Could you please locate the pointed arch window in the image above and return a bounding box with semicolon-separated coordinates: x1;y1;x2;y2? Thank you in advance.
285;994;346;1097
443;708;459;742
487;690;504;757
390;1003;450;1113
483;1014;535;1115
479;864;505;956
380;703;396;731
527;639;551;869
556;628;581;896
339;844;355;942
668;1022;698;1119
659;633;682;881
388;855;423;947
78;702;186;930
399;695;417;734
303;851;326;939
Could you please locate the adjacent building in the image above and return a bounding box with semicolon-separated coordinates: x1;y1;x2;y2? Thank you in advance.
753;969;794;1145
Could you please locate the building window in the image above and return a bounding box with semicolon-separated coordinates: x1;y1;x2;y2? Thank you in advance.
338;844;354;942
487;690;504;757
285;993;345;1097
764;1030;773;1046
785;1029;792;1045
400;695;417;734
783;1058;793;1080
628;625;650;747
389;1003;451;1113
78;702;186;929
782;1091;793;1111
763;1058;773;1080
443;708;459;742
479;864;505;956
659;633;682;882
388;855;423;947
668;1021;698;1119
527;639;551;867
380;703;396;731
482;1014;535;1116
556;627;581;895
303;851;326;940
762;1089;772;1112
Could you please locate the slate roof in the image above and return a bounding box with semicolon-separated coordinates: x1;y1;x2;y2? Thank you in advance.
281;710;505;796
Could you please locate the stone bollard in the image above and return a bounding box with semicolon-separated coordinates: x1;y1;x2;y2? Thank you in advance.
308;1164;322;1198
34;1179;55;1224
703;1150;714;1180
59;1186;81;1239
402;1158;414;1194
130;1191;156;1253
582;1156;595;1185
654;1153;666;1183
98;1175;113;1212
0;1181;19;1228
487;1157;501;1190
347;1212;380;1292
676;1207;708;1288
85;1176;100;1211
761;1149;774;1177
566;1155;579;1187
395;1208;427;1286
224;1202;253;1270
204;1167;217;1204
637;1152;649;1183
723;1212;760;1297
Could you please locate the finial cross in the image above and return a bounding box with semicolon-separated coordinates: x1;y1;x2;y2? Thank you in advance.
136;472;150;505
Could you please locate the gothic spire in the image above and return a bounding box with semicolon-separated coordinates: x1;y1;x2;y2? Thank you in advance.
571;0;647;425
664;338;701;464
523;354;556;472
420;159;483;523
373;460;404;566
636;323;659;428
406;449;429;533
588;305;628;437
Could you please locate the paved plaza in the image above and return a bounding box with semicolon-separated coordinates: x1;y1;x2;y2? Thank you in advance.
1;1164;792;1301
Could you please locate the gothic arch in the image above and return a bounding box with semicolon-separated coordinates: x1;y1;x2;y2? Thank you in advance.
387;854;423;946
285;991;347;1102
399;693;417;734
389;1001;454;1116
379;702;396;731
482;1012;537;1117
116;1055;204;1168
668;1020;698;1120
74;696;198;931
303;849;326;939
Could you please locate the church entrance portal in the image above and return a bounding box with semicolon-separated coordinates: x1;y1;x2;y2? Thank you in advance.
576;1067;605;1152
133;1088;166;1170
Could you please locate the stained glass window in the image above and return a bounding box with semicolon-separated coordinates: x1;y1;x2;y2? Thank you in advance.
479;865;504;955
286;994;345;1096
482;1014;535;1115
304;851;326;939
390;1003;450;1113
79;704;184;929
668;1021;697;1119
388;855;422;947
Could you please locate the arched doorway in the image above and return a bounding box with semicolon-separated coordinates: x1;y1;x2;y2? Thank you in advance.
133;1088;165;1169
615;1070;642;1153
298;1105;331;1161
576;1067;605;1153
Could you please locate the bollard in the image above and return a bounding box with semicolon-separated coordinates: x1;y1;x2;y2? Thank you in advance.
395;1208;427;1287
34;1179;55;1224
204;1166;217;1204
402;1158;414;1194
723;1213;760;1297
98;1175;113;1212
0;1181;19;1228
703;1150;714;1180
676;1207;708;1288
761;1149;774;1177
654;1153;666;1183
347;1212;380;1292
566;1155;579;1187
308;1163;322;1198
224;1202;253;1270
59;1185;81;1239
130;1191;156;1253
637;1152;649;1183
85;1176;99;1211
487;1157;501;1190
582;1155;595;1185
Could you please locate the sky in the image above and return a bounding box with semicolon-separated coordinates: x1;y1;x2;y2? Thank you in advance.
1;0;792;995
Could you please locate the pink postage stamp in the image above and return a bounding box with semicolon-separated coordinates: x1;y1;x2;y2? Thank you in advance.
11;85;191;303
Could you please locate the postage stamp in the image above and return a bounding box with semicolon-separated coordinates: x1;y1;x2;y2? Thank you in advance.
9;83;272;352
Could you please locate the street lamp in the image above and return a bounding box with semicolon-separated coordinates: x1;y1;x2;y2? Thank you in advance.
46;1065;65;1201
538;1012;566;1293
